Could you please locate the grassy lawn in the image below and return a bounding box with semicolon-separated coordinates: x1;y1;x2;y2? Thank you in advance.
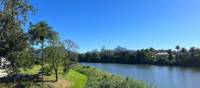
19;65;41;75
2;64;150;88
64;69;88;88
19;65;88;88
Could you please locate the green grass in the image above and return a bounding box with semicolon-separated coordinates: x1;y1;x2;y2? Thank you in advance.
64;69;88;88
5;64;151;88
19;65;41;75
7;65;88;88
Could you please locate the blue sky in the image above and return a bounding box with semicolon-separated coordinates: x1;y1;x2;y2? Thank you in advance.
29;0;200;52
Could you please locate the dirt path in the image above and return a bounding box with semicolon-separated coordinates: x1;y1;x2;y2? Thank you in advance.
46;77;72;88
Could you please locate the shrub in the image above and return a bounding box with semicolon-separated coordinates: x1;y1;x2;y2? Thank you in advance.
42;66;53;76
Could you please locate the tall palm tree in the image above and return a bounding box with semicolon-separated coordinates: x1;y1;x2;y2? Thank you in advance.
175;45;181;62
28;21;57;79
181;48;187;54
175;45;180;52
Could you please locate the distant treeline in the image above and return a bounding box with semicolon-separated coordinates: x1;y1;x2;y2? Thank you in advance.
78;46;200;67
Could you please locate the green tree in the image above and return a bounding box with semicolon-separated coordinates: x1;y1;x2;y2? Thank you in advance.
175;45;180;62
62;39;78;72
149;47;155;52
189;47;195;58
44;40;65;81
28;21;57;79
9;48;35;71
0;0;34;73
168;49;174;63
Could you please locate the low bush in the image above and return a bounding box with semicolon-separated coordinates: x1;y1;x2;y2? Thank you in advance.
42;66;53;76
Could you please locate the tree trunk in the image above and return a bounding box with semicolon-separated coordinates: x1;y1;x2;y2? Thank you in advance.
55;67;58;81
64;51;68;73
41;42;44;79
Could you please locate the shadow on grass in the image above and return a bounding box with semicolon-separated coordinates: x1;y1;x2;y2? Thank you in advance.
0;74;57;83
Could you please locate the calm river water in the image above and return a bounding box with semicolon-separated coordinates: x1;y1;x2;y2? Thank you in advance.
81;63;200;88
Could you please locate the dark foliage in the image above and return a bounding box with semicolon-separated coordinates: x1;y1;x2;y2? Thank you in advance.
78;46;200;67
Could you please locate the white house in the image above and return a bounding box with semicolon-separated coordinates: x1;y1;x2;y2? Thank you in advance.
155;52;169;59
155;52;169;56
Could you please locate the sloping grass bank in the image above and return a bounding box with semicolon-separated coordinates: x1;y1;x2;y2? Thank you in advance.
64;69;88;88
72;64;152;88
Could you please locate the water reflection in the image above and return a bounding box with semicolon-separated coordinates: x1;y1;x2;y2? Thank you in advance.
81;63;200;88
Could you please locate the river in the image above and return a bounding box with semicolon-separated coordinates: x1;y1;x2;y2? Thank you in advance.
81;63;200;88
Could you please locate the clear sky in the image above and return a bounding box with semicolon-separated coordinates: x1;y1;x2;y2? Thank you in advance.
29;0;200;52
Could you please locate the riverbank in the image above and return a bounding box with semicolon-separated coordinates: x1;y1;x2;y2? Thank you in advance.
72;64;151;88
0;64;151;88
79;61;200;68
81;62;200;88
